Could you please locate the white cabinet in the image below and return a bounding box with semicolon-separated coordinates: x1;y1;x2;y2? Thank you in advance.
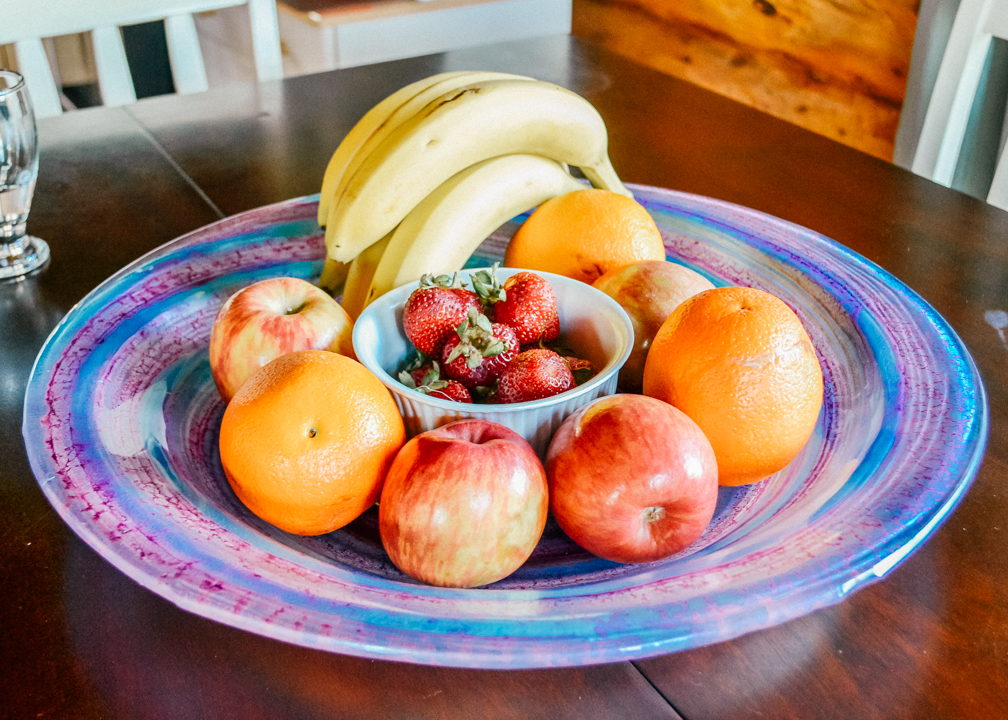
195;0;571;85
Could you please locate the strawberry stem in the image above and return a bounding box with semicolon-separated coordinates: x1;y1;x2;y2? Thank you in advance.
470;263;506;306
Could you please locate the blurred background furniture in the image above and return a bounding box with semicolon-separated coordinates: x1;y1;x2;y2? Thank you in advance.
0;0;569;115
271;0;571;76
571;0;920;162
892;0;964;170
6;0;1008;209
0;0;282;118
192;0;571;86
894;0;1008;210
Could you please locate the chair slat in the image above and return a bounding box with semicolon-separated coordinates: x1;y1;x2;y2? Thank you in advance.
979;1;1008;211
985;4;1008;36
988;154;1008;211
12;38;63;119
248;0;283;81
5;2;283;117
91;26;138;107
911;0;994;186
165;14;210;94
0;0;244;44
933;33;995;187
909;0;1008;212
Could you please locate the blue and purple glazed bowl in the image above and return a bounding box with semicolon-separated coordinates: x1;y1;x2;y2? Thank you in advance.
21;185;986;668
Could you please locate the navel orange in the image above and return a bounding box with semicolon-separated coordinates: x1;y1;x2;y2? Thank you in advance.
218;350;406;535
642;287;823;486
504;188;666;283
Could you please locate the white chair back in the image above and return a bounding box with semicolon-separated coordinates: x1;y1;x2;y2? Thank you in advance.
0;0;283;118
907;0;1008;211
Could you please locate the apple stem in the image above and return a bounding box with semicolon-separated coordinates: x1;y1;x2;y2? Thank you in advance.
287;302;310;315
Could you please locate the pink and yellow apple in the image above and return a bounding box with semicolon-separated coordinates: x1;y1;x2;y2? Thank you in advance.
379;419;548;588
545;394;719;564
209;277;355;401
593;261;714;392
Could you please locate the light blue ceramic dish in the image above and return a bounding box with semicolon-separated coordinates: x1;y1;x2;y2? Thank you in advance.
352;266;633;458
21;185;988;668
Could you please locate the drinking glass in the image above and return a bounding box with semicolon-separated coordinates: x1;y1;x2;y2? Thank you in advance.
0;70;49;280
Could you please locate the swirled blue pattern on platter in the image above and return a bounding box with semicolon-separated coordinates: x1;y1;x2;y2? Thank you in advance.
22;185;988;668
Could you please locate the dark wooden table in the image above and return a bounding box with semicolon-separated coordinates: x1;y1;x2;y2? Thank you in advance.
4;35;1007;719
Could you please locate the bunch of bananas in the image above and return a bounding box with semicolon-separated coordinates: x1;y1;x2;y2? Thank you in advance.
316;70;631;318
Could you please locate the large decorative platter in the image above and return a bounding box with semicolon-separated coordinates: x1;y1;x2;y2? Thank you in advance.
23;185;987;668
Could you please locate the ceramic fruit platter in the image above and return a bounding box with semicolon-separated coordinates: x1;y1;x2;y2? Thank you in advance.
22;184;988;669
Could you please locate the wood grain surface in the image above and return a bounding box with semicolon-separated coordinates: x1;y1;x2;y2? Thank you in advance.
3;108;223;720
5;34;1007;720
572;0;918;160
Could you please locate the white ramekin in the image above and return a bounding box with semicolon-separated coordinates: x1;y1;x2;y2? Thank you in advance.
353;267;634;459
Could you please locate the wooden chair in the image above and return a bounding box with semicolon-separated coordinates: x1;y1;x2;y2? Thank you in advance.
0;0;283;119
908;0;1008;211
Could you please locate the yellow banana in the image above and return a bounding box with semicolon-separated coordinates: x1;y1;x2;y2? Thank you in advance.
325;78;630;263
323;71;531;239
318;71;472;227
340;232;391;320
317;71;531;293
317;75;469;292
354;154;585;309
318;70;532;227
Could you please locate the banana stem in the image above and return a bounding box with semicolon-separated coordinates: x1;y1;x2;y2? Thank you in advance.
582;156;634;198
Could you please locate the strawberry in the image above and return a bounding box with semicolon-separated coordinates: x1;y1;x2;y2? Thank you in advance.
496;348;575;404
490;271;558;345
402;273;481;357
397;361;472;403
543;306;560;342
441;334;492;388
481;323;520;378
520;308;561;353
408;362;438;387
441;308;520;388
427;381;473;403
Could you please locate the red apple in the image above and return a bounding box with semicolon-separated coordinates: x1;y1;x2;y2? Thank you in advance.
545;394;718;564
209;277;355;401
593;261;714;392
379;419;548;588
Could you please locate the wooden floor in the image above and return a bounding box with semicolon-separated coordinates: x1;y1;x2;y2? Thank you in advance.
571;0;919;161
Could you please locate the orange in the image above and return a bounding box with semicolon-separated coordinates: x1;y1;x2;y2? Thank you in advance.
642;287;823;486
218;350;405;535
504;188;666;283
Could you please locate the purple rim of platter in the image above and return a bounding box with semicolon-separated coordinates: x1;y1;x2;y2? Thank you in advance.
22;185;988;668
